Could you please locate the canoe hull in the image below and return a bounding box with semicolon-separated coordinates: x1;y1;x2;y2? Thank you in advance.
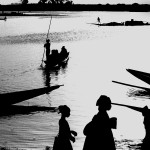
127;69;150;85
44;52;69;68
0;105;57;117
0;85;62;106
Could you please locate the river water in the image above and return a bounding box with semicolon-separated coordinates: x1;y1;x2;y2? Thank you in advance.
0;11;150;150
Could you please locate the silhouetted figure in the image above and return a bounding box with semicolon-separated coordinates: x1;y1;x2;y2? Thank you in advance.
53;105;77;150
141;106;150;150
44;39;51;61
83;95;116;150
60;46;67;57
97;17;100;24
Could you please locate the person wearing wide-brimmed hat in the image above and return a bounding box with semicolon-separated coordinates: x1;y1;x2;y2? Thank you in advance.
83;95;116;150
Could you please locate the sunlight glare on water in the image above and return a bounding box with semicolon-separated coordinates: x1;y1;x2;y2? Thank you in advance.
0;11;150;150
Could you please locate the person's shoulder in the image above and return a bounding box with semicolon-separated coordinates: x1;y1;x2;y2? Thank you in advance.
59;118;65;123
59;118;68;126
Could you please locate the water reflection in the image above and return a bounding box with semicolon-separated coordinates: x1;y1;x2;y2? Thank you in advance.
128;89;150;99
41;61;68;87
115;139;142;150
42;68;52;87
1;11;150;150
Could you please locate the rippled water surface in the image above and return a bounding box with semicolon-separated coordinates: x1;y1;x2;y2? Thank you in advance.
1;11;150;150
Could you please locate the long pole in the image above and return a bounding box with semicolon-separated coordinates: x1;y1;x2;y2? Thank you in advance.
41;48;45;64
47;16;52;40
112;80;150;91
40;16;52;67
111;102;147;113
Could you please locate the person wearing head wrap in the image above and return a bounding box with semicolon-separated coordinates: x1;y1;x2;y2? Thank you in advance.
83;95;116;150
53;105;77;150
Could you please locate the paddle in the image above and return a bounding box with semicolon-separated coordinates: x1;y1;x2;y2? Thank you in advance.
40;16;52;67
111;102;144;113
112;80;150;91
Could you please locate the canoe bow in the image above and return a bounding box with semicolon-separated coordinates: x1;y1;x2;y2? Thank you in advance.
0;85;63;106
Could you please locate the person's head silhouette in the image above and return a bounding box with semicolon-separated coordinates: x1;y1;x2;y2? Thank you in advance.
46;39;50;43
142;106;149;117
96;95;111;111
58;105;70;117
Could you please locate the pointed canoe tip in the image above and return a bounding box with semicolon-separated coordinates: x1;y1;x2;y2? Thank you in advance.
47;84;64;88
126;69;133;73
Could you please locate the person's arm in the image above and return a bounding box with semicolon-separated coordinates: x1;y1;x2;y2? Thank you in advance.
71;130;77;136
70;135;75;142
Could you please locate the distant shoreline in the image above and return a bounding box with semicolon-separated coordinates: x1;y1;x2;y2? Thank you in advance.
0;11;69;17
0;4;150;13
0;13;67;17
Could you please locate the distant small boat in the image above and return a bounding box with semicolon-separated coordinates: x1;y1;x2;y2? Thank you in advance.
125;19;150;26
127;69;150;85
90;19;150;26
91;22;124;26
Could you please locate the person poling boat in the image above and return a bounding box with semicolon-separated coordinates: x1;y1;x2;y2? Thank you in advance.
97;17;100;24
44;39;51;61
41;16;52;66
41;16;69;68
44;16;52;61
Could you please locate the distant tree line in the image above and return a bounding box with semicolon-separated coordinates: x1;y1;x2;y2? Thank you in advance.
20;0;73;5
1;3;150;12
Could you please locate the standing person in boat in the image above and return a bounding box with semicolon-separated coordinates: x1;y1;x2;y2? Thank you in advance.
97;17;100;24
44;39;51;61
82;95;116;150
53;105;77;150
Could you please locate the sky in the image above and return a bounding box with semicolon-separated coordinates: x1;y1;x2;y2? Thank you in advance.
0;0;150;5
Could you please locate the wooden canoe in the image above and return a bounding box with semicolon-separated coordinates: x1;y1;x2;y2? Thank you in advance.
0;105;57;117
0;85;63;106
127;69;150;85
